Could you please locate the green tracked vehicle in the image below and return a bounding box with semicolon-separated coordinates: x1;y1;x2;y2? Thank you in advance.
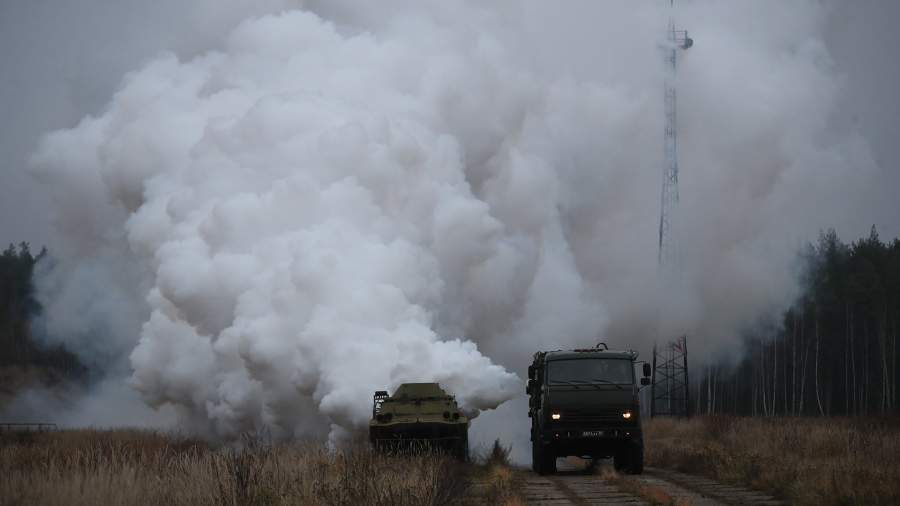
369;382;469;460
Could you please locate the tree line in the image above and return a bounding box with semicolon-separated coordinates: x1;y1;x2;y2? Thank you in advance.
5;230;899;416
696;227;900;416
0;243;84;381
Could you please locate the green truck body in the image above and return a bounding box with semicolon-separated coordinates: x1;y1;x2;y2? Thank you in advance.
527;345;651;474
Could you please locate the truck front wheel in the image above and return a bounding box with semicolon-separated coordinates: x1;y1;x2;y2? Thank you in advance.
614;442;644;475
532;441;557;475
531;441;543;474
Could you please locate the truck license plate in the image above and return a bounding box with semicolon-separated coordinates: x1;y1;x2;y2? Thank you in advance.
582;430;604;437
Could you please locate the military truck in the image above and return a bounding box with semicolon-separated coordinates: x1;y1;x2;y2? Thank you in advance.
369;382;469;460
526;343;651;475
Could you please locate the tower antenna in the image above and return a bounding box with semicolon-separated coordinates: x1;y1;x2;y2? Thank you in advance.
650;0;694;421
658;1;693;267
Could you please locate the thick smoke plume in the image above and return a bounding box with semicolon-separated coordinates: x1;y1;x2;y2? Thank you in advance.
26;0;899;445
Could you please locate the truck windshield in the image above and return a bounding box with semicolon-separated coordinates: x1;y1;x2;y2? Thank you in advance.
547;358;634;385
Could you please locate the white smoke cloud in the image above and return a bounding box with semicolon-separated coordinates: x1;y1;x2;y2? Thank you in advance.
35;8;537;440
27;0;900;446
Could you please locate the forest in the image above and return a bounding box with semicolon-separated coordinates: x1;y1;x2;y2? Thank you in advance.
0;243;84;397
697;227;900;416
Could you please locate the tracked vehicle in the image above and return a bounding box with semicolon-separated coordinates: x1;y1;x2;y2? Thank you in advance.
527;343;651;475
369;382;469;460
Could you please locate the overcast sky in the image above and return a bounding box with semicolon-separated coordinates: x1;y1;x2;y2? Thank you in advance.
2;0;898;249
0;0;291;249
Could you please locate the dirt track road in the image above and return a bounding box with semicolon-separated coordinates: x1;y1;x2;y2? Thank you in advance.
521;460;784;505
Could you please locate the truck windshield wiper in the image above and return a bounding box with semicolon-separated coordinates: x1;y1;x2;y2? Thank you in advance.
550;381;582;389
586;378;625;390
550;380;624;390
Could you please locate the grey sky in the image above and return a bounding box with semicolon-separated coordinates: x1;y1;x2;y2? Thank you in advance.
826;1;900;175
0;0;290;249
1;0;898;249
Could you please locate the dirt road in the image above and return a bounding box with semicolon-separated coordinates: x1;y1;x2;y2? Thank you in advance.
521;459;784;505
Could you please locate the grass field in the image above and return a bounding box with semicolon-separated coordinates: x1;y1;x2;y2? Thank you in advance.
643;416;900;505
0;430;486;506
4;417;899;505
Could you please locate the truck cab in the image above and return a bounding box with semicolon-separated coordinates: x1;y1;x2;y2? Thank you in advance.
526;344;651;474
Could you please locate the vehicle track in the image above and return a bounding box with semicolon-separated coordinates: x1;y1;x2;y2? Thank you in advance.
522;473;648;505
521;460;784;505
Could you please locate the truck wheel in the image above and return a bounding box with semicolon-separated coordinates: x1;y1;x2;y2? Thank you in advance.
532;441;544;474
543;451;557;474
613;449;627;472
532;442;556;475
628;443;644;474
614;443;644;475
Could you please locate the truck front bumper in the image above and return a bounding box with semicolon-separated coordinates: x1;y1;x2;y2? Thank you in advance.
541;426;640;441
538;424;642;458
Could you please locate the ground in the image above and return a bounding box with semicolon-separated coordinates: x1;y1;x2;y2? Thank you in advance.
2;417;899;505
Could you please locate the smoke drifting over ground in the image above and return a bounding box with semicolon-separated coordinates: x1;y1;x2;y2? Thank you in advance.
17;1;900;445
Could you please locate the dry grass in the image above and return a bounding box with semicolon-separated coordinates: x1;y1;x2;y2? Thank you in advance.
0;429;469;506
644;416;900;505
465;439;523;506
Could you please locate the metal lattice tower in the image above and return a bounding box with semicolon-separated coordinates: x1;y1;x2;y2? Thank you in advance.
658;3;693;266
650;335;691;418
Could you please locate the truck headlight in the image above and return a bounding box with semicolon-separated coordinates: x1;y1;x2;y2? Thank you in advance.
551;413;561;420
622;411;632;419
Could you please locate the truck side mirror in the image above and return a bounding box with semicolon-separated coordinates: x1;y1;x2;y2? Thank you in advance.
527;365;535;379
641;377;651;386
643;363;652;377
526;379;535;394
